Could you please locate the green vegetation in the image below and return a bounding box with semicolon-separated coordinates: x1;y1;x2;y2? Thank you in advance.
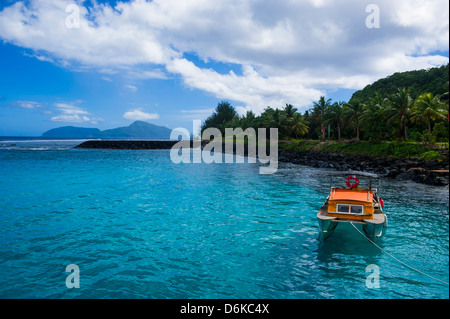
350;64;449;101
202;101;238;135
319;141;444;161
200;64;449;160
278;140;445;161
202;102;310;140
279;139;321;151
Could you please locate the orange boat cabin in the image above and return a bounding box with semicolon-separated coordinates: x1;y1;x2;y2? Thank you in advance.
326;187;374;220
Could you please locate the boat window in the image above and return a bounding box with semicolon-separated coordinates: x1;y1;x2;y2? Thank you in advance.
350;205;363;214
336;204;364;215
337;204;350;213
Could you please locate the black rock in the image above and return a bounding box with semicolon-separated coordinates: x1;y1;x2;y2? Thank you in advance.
435;177;449;186
423;175;437;185
395;172;413;181
412;174;425;183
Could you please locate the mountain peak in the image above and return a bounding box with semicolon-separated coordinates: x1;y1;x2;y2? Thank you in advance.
94;121;171;139
130;120;150;125
42;126;100;138
42;121;172;139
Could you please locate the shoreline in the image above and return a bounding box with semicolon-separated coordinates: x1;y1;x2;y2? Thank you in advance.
277;147;449;186
75;140;449;186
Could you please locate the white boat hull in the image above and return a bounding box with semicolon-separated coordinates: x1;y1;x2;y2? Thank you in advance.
317;209;387;241
318;218;338;240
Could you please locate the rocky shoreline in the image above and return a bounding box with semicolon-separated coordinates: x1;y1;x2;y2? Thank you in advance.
75;140;449;186
277;148;449;186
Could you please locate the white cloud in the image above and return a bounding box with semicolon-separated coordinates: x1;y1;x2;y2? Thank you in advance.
54;103;89;115
16;101;41;109
51;102;102;123
123;108;160;121
124;84;137;92
89;117;103;125
24;52;55;63
50;113;103;123
99;68;118;75
101;76;112;82
127;69;169;80
0;0;448;112
51;114;88;122
167;58;322;114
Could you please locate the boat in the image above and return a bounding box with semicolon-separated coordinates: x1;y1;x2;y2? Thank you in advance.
317;173;387;240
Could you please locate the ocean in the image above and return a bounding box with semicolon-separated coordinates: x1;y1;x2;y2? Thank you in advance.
0;138;448;298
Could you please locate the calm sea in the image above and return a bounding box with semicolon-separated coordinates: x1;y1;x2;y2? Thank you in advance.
0;138;448;298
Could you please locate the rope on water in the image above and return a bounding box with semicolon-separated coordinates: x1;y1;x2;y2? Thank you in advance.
349;221;449;286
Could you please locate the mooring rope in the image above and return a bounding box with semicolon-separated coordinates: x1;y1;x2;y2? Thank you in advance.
349;221;449;286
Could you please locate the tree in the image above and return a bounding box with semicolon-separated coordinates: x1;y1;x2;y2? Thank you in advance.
411;93;447;134
260;107;289;139
202;101;238;134
262;108;284;129
362;93;383;118
283;103;298;119
324;102;345;140
291;113;309;138
361;93;387;142
241;111;257;130
384;88;413;141
351;64;449;102
344;100;365;140
312;96;332;139
282;103;299;137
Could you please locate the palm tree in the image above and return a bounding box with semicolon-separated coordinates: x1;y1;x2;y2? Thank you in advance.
291;113;309;138
324;102;345;140
262;108;285;133
363;92;385;118
312;96;332;139
411;93;447;134
344;100;365;140
283;103;298;119
282;103;298;137
384;88;413;141
361;93;387;142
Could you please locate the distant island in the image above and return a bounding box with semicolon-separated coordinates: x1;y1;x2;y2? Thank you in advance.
42;121;172;139
42;126;101;139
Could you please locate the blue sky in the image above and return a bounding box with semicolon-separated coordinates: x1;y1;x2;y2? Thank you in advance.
0;44;226;135
0;0;448;136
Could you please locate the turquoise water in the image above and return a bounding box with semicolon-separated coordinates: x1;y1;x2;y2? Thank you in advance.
0;141;448;298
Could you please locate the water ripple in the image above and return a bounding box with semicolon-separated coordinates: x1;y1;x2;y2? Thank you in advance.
0;149;448;298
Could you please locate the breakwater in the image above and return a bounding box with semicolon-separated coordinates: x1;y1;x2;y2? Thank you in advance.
75;140;449;186
75;140;180;149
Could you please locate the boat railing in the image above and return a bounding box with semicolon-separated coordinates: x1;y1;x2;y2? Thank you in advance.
330;185;379;193
323;171;383;199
